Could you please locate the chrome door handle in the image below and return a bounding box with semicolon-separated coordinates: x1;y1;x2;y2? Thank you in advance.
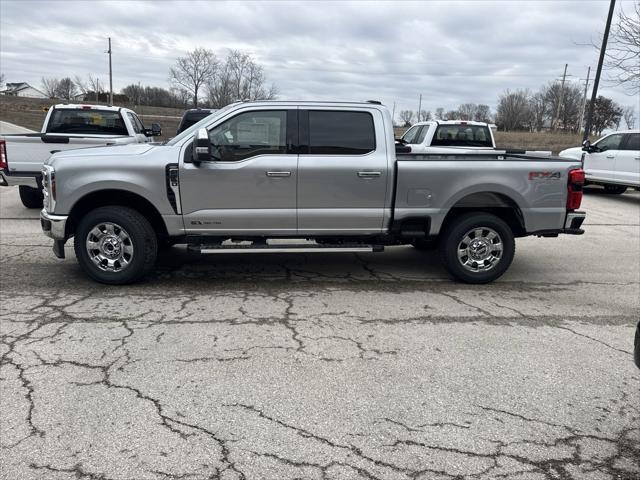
266;171;291;177
606;155;615;159
357;171;382;178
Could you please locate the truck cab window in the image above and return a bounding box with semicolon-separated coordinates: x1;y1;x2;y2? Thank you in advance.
127;113;144;134
47;110;128;136
208;110;287;162
623;133;639;151
401;125;422;144
308;110;375;155
432;125;492;148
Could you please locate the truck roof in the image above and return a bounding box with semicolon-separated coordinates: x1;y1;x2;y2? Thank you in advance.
51;104;125;112
411;120;491;127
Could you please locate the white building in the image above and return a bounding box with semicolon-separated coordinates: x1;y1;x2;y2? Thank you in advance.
0;82;47;99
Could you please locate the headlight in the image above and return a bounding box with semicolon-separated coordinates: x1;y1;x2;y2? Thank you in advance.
41;165;56;212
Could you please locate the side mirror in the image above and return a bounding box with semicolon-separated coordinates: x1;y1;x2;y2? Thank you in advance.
143;123;162;137
191;128;211;163
581;139;590;152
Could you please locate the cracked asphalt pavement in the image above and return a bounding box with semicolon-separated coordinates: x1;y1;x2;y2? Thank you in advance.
1;186;638;480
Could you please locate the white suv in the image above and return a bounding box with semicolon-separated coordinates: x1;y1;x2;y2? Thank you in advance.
560;130;640;194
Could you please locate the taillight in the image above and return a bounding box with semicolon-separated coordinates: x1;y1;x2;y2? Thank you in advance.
567;168;585;210
0;140;7;170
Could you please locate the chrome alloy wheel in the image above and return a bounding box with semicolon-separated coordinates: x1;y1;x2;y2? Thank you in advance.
85;222;134;272
456;227;503;273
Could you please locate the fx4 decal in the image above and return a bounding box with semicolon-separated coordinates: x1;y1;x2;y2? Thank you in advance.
529;171;561;180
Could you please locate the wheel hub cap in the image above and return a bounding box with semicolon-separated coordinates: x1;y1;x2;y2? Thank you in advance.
457;227;503;272
86;222;134;272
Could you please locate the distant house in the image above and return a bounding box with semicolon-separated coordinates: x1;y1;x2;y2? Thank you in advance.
0;82;47;99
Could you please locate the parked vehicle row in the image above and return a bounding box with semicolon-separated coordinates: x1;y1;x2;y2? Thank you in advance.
559;130;640;194
0;104;162;208
40;101;586;285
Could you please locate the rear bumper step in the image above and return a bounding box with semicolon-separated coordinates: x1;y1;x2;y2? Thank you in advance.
188;243;384;254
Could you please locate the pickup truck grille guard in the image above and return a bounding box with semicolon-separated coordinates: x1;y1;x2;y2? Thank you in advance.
165;164;181;214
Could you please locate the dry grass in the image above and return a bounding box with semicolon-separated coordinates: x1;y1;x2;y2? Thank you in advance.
0;96;183;141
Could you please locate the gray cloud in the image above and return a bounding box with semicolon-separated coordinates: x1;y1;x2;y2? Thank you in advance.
0;0;636;116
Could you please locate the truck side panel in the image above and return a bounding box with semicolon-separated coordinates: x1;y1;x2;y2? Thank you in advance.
393;159;582;235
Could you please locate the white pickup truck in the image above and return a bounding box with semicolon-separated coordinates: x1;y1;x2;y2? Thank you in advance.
0;104;161;208
399;120;497;153
559;130;640;194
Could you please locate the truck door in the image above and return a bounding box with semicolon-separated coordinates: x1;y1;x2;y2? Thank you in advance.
585;133;624;184
179;109;298;235
614;133;640;186
297;108;389;235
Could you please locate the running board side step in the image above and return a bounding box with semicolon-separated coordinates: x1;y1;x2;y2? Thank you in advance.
188;244;384;254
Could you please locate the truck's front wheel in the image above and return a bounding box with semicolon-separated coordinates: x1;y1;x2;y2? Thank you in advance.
19;186;44;209
440;213;515;284
74;206;157;284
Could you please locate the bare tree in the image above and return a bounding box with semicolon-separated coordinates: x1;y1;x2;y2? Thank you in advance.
417;110;432;122
0;73;5;87
542;82;583;132
623;106;636;129
434;107;445;120
496;89;531;131
41;77;60;98
399;110;414;127
170;47;218;108
457;103;477;121
527;91;548;132
55;77;78;101
597;1;640;95
444;110;458;121
474;104;492;123
207;50;277;108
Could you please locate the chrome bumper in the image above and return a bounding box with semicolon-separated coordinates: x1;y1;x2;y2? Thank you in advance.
40;209;68;240
564;211;586;230
0;171;39;188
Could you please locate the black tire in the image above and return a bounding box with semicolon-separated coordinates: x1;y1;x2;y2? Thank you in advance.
603;185;627;195
74;206;157;285
439;213;515;284
411;238;438;251
19;186;44;209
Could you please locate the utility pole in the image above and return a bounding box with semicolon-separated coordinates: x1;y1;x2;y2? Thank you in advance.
417;94;422;122
552;63;568;131
583;0;616;142
95;78;99;102
391;102;396;126
107;37;113;105
578;66;591;135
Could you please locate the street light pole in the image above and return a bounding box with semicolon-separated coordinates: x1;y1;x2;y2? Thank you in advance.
583;0;616;142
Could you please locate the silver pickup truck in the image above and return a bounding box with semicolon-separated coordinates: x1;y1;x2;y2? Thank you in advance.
0;104;161;208
40;101;586;285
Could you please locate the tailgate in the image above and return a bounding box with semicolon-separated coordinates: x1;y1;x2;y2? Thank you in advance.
3;135;130;173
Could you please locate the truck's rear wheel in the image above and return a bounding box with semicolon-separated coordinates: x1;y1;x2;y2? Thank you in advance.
439;213;515;284
74;206;157;284
19;186;44;209
603;185;627;194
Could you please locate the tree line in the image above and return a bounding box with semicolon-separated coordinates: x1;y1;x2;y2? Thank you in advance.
35;48;277;110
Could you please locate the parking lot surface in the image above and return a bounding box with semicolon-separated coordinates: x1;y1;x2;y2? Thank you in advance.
0;186;638;480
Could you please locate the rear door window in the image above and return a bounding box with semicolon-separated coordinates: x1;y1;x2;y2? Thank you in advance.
308;111;375;155
432;124;492;147
46;109;128;135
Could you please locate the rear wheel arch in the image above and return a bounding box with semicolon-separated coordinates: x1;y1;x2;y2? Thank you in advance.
440;191;526;237
66;189;168;239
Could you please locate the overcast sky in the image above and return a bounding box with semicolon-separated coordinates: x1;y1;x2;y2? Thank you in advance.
0;0;636;117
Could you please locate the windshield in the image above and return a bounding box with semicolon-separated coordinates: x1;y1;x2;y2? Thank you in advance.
432;124;493;148
166;104;238;145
